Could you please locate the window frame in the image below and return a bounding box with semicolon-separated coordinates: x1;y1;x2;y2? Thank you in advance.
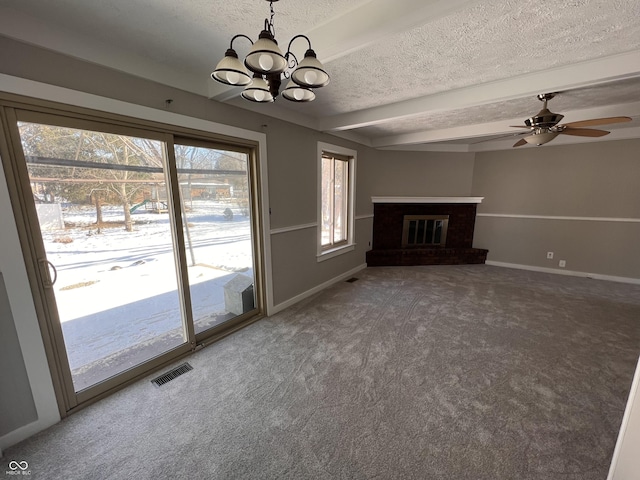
317;142;356;262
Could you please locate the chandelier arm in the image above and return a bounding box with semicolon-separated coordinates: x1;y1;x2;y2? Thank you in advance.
286;34;312;55
229;34;254;49
285;51;299;70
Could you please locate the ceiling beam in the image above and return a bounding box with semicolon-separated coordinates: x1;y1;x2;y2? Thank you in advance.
303;0;483;63
319;50;640;132
372;101;640;147
373;120;519;148
378;144;472;153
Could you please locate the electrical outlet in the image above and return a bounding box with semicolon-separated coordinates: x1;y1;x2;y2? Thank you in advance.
559;260;566;268
546;252;554;259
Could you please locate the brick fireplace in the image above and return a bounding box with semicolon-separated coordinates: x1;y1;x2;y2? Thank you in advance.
366;197;488;266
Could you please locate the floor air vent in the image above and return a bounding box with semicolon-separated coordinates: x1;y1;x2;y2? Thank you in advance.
345;277;359;283
151;362;193;387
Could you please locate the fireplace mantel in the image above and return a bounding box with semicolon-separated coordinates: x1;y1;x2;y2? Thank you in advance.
371;196;484;204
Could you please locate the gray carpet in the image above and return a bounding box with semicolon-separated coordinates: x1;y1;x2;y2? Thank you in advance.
5;265;640;479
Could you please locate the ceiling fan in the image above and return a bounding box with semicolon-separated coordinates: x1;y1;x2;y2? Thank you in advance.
509;93;632;147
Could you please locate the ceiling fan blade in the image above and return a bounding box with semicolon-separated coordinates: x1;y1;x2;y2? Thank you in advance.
562;116;631;128
560;127;610;137
471;132;528;144
513;138;527;147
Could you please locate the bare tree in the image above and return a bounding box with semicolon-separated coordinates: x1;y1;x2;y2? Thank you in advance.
19;123;165;232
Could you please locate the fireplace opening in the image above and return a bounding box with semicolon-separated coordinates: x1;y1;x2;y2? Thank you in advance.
402;215;449;247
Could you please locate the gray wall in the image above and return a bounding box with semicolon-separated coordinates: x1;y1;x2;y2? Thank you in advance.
472;140;640;279
0;272;38;437
357;149;476;210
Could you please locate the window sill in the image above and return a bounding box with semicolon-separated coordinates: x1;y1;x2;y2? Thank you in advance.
317;243;355;262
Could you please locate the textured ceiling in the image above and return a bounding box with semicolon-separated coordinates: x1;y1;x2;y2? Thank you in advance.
1;0;639;151
310;0;640;116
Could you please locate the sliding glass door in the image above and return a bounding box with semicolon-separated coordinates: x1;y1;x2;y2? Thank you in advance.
174;140;257;335
16;117;189;394
3;106;262;410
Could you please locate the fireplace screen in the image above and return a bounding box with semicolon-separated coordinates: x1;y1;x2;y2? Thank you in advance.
402;215;449;247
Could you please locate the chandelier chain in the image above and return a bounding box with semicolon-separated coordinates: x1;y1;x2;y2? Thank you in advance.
269;1;276;37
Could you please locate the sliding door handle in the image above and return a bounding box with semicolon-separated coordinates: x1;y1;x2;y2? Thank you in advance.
38;259;58;287
48;260;58;286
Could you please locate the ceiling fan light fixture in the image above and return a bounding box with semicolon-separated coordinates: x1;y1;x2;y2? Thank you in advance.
211;48;252;86
291;49;330;88
282;80;315;102
524;131;559;146
241;75;274;103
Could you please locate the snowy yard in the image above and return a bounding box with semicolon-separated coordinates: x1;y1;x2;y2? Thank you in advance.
41;200;254;390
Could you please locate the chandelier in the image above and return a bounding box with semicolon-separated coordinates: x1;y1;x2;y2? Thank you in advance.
211;0;330;103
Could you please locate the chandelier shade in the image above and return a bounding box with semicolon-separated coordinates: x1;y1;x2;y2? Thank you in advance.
211;48;252;86
290;49;330;88
244;30;287;74
210;0;329;103
241;75;274;103
282;79;315;102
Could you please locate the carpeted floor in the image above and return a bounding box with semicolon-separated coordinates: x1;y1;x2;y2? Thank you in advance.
4;265;640;479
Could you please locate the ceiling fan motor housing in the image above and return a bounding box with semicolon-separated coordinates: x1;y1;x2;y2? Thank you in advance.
525;108;564;128
525;92;564;128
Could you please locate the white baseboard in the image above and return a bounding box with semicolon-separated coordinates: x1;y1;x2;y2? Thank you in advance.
270;263;367;315
486;261;640;285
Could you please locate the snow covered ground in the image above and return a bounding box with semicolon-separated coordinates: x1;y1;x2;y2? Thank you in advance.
41;200;254;390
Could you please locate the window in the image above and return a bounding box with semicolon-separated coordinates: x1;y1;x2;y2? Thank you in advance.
317;143;356;260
